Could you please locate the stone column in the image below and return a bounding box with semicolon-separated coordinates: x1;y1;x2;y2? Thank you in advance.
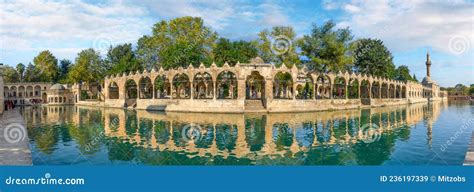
213;80;217;100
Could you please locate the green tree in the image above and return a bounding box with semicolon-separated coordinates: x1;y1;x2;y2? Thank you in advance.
136;16;218;69
24;63;42;82
394;65;414;82
213;38;258;66
105;43;141;75
58;59;72;83
453;84;468;95
67;49;104;83
16;63;25;82
353;38;395;78
257;26;300;67
33;50;59;82
299;21;353;72
0;65;20;82
469;84;474;95
412;74;418;82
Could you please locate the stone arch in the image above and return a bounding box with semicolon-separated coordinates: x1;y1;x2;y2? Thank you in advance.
348;78;359;99
125;79;138;99
4;86;9;97
389;84;395;98
217;71;237;99
108;82;119;99
193;72;213;99
139;77;153;99
273;71;293;99
401;86;406;98
154;75;171;99
332;76;346;99
172;73;191;99
26;86;33;97
34;85;41;97
360;80;370;99
295;73;313;99
42;92;47;103
371;82;380;98
381;83;388;98
316;75;331;99
18;86;25;98
395;85;401;98
11;86;17;97
246;71;265;100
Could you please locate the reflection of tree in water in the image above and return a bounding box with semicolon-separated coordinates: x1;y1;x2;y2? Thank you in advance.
28;124;60;155
295;122;314;147
106;137;136;162
245;116;266;151
125;110;137;136
195;124;213;148
215;124;237;151
273;123;294;149
154;121;170;144
139;118;153;144
109;114;119;133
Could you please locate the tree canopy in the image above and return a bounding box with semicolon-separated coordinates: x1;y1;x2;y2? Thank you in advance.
257;26;300;67
299;21;353;72
213;38;258;66
105;43;140;75
67;49;105;83
353;38;395;78
33;50;59;82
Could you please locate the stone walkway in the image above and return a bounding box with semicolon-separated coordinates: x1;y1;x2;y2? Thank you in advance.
0;108;32;165
464;131;474;166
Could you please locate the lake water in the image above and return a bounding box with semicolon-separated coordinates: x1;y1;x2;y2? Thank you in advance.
21;101;473;165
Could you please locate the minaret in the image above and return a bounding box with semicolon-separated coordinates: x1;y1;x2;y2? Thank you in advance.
425;50;431;77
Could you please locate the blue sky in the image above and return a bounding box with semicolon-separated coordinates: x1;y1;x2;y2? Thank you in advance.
0;0;472;87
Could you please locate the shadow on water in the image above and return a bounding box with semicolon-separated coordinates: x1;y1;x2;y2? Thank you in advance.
19;100;472;165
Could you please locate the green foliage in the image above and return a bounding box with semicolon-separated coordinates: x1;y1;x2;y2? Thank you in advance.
353;38;395;78
136;17;217;69
105;43;140;75
257;26;300;67
412;74;418;82
394;65;414;82
24;63;43;82
33;50;59;82
58;59;72;83
213;38;258;66
299;21;353;72
0;65;20;82
67;49;104;83
469;84;474;95
16;63;25;82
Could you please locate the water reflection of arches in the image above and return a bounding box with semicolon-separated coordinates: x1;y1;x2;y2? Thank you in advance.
26;102;443;165
246;71;265;100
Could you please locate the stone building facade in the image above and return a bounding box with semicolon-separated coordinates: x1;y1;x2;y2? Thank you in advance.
2;53;447;113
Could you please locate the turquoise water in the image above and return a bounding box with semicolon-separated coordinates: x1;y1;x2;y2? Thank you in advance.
22;101;473;165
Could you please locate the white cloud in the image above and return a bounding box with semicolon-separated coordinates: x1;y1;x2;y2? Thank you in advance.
0;0;151;56
334;0;474;55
